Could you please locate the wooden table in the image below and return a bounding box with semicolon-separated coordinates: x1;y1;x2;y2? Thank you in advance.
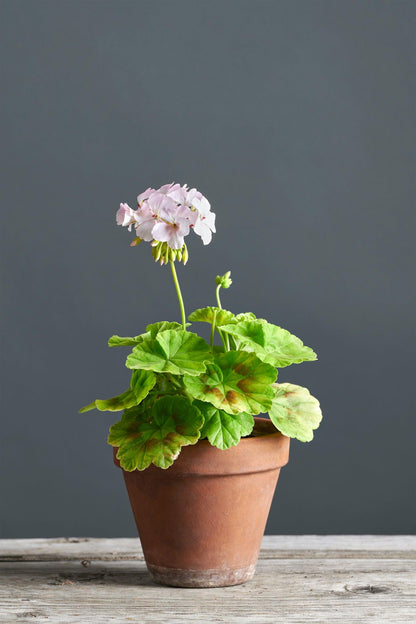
1;536;415;623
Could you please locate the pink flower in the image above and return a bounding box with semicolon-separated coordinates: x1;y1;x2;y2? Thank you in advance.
134;192;166;241
134;203;156;241
137;187;156;206
118;182;216;251
152;201;192;249
157;182;181;196
166;184;188;205
185;187;203;206
116;203;137;231
191;196;216;245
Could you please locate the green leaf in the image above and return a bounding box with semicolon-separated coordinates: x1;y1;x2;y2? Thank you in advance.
108;334;150;347
126;329;212;376
146;321;190;338
184;351;277;415
219;320;317;368
79;369;156;413
196;400;254;450
188;307;235;326
269;383;322;442
108;396;203;470
234;312;257;322
130;369;158;402
79;389;138;413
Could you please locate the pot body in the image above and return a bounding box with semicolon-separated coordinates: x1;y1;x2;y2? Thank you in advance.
114;417;289;588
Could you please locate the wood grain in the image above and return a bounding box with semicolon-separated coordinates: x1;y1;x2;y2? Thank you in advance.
1;536;415;623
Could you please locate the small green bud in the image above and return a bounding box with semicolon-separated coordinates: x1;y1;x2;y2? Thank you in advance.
164;244;170;265
215;271;232;289
182;243;189;265
152;241;162;262
176;248;182;262
130;237;142;247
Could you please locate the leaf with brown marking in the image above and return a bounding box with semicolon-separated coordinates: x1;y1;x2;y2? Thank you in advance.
269;382;322;442
183;351;277;415
79;369;157;413
108;396;203;470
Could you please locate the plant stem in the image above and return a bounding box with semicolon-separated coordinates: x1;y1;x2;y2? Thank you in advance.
210;309;217;350
218;330;228;352
215;284;230;351
215;284;222;309
170;259;186;330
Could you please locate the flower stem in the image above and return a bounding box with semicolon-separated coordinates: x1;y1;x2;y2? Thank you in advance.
210;309;217;350
215;284;230;351
215;284;222;309
170;259;186;330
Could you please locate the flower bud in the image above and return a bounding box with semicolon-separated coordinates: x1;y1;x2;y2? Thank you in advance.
164;244;170;265
182;243;189;265
152;242;162;262
215;271;232;289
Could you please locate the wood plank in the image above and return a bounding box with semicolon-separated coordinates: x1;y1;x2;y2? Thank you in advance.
0;537;145;562
1;535;415;561
0;537;415;623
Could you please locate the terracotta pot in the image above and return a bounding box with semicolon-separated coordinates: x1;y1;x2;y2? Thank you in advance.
113;416;290;588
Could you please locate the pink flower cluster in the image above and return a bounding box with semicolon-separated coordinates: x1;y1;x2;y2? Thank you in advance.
116;183;216;250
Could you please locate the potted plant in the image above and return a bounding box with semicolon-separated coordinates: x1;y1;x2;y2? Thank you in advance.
80;182;322;588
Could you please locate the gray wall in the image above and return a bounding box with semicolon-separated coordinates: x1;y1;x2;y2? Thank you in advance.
1;0;415;538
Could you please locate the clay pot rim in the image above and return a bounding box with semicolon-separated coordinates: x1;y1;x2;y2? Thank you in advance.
113;416;290;476
192;415;284;444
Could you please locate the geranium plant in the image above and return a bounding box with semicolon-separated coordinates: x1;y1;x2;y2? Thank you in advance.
80;183;322;470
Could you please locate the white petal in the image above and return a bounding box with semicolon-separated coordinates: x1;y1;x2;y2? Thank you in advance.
192;195;211;216
116;203;135;227
152;222;173;242
168;230;185;249
135;217;156;241
176;217;190;236
157;197;181;222
137;188;155;206
204;211;216;232
193;219;213;245
167;186;187;204
153;222;184;249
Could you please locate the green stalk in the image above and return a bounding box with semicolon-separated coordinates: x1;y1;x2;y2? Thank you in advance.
210;309;217;350
170;259;186;330
218;329;228;352
215;284;230;351
215;284;222;310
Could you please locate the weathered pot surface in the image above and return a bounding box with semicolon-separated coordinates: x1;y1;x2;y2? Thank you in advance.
114;416;290;588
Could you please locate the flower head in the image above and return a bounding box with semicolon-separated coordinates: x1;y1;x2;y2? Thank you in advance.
117;182;216;262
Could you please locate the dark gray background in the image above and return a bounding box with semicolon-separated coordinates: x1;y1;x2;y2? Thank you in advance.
1;0;415;538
